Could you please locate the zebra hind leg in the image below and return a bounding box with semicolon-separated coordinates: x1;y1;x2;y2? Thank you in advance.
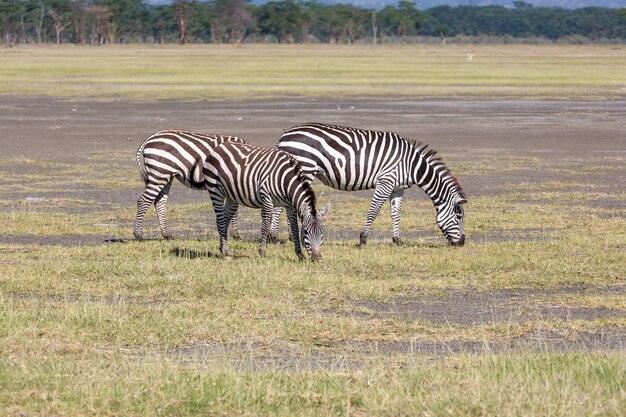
228;210;240;240
268;207;284;244
134;182;167;240
210;192;232;257
259;198;275;257
134;193;152;240
359;179;395;249
154;182;173;240
222;200;239;255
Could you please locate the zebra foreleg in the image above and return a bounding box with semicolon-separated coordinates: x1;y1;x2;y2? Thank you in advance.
154;182;173;240
359;179;395;248
286;207;303;260
389;189;404;246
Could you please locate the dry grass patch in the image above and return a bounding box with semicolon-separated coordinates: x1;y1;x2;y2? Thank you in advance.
2;44;626;100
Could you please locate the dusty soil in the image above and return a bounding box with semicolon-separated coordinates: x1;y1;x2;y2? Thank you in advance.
2;96;624;235
2;95;625;196
2;96;625;155
1;96;624;358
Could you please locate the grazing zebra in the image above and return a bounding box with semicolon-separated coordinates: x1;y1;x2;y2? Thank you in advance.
274;122;466;246
134;129;245;241
204;141;330;260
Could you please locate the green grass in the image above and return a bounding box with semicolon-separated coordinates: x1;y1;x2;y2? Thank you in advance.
1;44;626;100
1;149;625;415
1;350;623;417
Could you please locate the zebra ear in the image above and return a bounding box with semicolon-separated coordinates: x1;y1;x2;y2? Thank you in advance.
318;203;331;218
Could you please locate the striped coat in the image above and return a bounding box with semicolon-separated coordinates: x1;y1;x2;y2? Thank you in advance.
276;123;466;246
134;130;245;240
204;142;329;260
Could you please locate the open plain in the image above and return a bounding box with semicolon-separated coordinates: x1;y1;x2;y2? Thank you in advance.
0;45;624;416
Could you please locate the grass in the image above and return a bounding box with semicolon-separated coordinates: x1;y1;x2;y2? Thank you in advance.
0;148;625;415
1;351;623;417
1;44;626;100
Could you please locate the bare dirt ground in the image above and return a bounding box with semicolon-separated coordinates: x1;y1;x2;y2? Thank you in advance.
1;96;624;358
2;95;625;192
1;96;624;239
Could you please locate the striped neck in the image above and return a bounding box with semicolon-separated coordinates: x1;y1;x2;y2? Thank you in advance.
409;143;464;206
293;185;317;220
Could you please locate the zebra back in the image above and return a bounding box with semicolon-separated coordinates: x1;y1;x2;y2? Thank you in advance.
278;122;465;201
137;130;245;189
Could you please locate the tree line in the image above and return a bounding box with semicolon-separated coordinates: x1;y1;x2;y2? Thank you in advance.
1;0;625;46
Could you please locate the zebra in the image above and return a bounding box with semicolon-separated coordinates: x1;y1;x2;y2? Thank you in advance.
134;129;245;241
203;141;330;260
273;122;466;247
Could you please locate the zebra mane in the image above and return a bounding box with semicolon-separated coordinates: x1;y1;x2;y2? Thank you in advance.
409;139;467;200
286;154;317;216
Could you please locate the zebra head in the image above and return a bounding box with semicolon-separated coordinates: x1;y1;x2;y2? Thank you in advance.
300;203;331;261
435;194;467;246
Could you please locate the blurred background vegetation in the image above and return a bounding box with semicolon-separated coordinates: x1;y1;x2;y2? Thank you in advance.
1;0;626;46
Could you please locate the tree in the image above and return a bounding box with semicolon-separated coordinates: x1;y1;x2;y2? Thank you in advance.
379;1;424;43
47;0;72;44
70;0;88;44
85;5;112;44
307;3;369;44
331;4;369;44
174;0;194;44
31;0;45;43
513;1;533;10
0;0;24;45
371;10;378;44
149;4;175;44
207;0;254;44
255;1;304;43
95;0;146;43
230;0;254;44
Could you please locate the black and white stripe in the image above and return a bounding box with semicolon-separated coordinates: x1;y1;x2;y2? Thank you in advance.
275;123;467;246
204;142;329;260
134;130;245;240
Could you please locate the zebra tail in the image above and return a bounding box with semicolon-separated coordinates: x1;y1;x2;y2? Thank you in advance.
135;146;149;187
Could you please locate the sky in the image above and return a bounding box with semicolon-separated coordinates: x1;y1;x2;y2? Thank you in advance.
146;0;626;8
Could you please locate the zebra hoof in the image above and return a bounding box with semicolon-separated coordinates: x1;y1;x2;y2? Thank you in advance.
359;232;367;248
392;237;403;246
133;232;144;241
268;235;280;244
230;232;241;241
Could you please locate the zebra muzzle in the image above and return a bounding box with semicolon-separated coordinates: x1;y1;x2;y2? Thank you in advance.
449;234;465;247
310;248;322;261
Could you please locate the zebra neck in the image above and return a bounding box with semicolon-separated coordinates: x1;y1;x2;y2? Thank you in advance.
410;147;453;205
292;189;315;221
295;200;315;221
